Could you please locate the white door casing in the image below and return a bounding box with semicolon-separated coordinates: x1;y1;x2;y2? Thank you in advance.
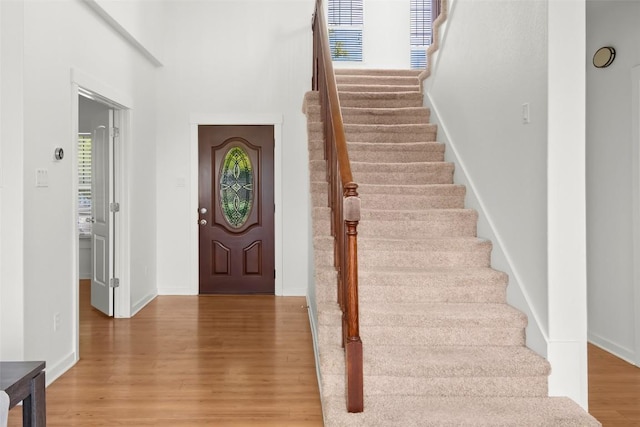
632;65;640;367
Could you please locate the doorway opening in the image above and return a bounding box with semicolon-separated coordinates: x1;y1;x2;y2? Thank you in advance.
78;93;116;316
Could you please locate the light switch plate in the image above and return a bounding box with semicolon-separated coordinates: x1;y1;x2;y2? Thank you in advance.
36;168;49;187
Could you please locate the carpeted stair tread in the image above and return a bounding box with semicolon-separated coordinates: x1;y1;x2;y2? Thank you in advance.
350;161;454;185
315;265;508;303
314;235;490;252
318;301;527;329
339;91;424;108
321;395;601;426
336;75;420;86
341;106;430;125
303;79;598;424
335;68;423;77
347;142;445;163
321;345;550;378
345;123;438;143
338;84;420;93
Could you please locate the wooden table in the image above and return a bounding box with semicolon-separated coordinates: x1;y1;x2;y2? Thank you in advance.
0;361;46;427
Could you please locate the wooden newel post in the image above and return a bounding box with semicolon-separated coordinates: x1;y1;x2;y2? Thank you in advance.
343;183;363;413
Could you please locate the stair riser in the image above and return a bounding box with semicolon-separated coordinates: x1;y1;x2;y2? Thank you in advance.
340;97;423;109
352;171;453;185
363;250;490;268
362;218;477;237
336;75;420;86
360;194;465;210
321;374;548;398
318;325;525;347
342;107;430;124
349;150;444;163
338;84;421;93
309;139;445;162
335;69;422;77
346;129;437;143
313;219;478;238
315;248;490;269
314;276;507;304
310;191;328;208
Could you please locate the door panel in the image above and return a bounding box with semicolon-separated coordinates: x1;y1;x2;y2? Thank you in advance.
91;112;114;315
199;125;274;294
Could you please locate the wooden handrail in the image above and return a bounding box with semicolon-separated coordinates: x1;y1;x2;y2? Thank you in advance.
312;0;363;413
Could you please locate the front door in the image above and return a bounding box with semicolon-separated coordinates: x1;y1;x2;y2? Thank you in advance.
198;125;275;294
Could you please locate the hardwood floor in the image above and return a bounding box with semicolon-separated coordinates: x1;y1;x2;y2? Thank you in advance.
589;343;640;426
8;282;640;426
8;281;323;426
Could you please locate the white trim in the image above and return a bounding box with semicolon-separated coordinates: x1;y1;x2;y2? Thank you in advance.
45;351;77;386
131;290;157;317
71;84;80;362
71;70;134;368
71;68;133;110
632;65;640;367
82;0;163;67
589;331;636;365
306;294;323;397
189;114;284;295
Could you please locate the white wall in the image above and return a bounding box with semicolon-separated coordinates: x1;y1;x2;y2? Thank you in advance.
333;0;411;70
0;0;159;381
155;0;314;296
0;0;26;361
586;0;640;364
91;0;165;65
425;0;589;408
425;0;549;353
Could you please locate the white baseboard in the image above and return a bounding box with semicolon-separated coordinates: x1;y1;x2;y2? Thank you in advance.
306;294;323;397
45;351;77;386
157;287;198;296
588;332;637;366
131;291;158;316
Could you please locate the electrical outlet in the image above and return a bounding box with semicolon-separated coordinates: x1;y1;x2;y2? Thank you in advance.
53;312;60;332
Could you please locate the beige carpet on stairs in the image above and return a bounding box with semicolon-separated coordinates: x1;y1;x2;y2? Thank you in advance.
303;69;601;427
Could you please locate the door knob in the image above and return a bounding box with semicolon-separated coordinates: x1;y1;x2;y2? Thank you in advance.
199;219;207;226
199;207;207;214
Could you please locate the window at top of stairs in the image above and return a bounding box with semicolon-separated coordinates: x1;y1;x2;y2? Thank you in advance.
328;0;363;61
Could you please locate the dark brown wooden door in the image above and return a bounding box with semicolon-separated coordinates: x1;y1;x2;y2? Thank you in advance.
198;125;274;294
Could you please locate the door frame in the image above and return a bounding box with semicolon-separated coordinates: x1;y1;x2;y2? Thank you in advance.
632;65;640;367
70;68;132;359
190;114;283;295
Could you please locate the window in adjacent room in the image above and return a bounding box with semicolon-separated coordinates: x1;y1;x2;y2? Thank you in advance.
78;133;92;237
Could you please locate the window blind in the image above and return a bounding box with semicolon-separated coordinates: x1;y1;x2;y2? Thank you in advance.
410;0;432;69
328;0;363;62
78;134;92;237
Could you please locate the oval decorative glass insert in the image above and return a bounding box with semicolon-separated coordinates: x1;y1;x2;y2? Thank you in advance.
220;146;254;228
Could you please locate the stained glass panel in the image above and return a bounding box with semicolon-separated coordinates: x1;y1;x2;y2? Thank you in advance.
220;146;254;228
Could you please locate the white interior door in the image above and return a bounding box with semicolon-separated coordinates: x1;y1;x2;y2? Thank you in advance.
91;110;114;316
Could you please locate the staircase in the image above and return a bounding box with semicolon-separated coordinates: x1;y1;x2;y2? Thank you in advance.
304;69;601;426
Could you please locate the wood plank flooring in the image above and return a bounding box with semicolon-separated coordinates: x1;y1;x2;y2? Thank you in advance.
8;281;323;426
8;282;640;426
589;343;640;426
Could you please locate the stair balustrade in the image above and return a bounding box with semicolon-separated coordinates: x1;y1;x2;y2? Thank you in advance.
311;0;363;413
